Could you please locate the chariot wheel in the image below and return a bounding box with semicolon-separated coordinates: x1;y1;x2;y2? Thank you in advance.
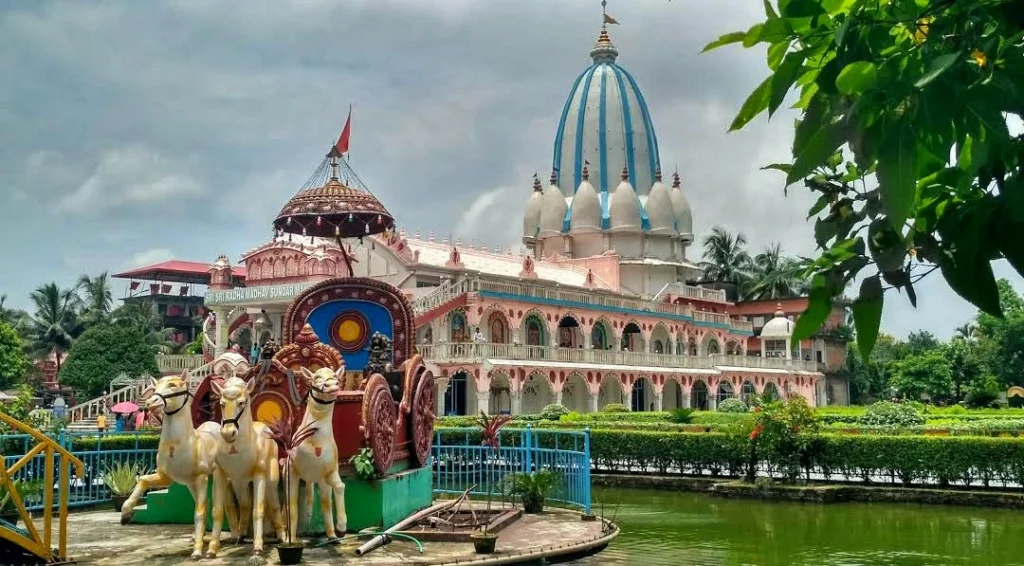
410;368;435;467
362;374;397;475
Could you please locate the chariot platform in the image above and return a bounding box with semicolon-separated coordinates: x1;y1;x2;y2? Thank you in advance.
61;505;617;565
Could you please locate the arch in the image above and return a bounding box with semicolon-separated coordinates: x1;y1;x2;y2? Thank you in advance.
621;321;644;352
562;372;590;413
631;376;655;411
489;371;512;414
675;331;686;356
449;309;468;343
663;377;683;410
522;311;548;347
725;339;743;356
590;318;614;350
690;379;709;410
598;374;626;409
703;334;721;356
650;324;671;355
717;380;735;405
687;335;699;356
444;369;478;416
419;325;434;345
763;382;781;401
521;371;554;414
487;311;511;344
741;380;757;405
557;314;584;348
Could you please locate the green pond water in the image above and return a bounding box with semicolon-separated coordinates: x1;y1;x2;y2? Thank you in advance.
568;487;1024;566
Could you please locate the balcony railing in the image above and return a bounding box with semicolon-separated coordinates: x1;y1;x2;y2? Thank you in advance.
155;354;207;372
417;343;820;372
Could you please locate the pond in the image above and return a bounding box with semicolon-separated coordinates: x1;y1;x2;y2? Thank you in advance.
568;487;1024;566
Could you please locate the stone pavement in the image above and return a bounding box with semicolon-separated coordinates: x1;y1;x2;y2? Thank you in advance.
62;506;616;565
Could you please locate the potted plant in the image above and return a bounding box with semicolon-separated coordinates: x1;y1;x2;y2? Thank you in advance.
0;479;43;525
102;462;144;512
268;416;318;565
471;411;512;554
348;448;377;481
502;470;558;514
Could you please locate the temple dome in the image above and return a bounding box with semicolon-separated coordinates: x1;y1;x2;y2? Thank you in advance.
760;305;794;338
645;167;675;235
552;27;660;203
569;166;601;233
538;174;569;238
669;172;694;242
608;167;642;233
522;175;544;240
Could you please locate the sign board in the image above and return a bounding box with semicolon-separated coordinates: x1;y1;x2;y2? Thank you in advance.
205;282;315;306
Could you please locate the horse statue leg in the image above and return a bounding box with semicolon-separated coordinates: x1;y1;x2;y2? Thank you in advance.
187;473;210;561
287;466;302;544
232;482;252;545
120;470;171;525
327;470;347;534
316;479;336;539
266;458;287;543
251;473;268;556
206;468;232;558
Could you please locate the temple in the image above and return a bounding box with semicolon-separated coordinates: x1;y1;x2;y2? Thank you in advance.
138;23;849;415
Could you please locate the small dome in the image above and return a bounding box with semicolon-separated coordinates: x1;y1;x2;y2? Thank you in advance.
538;174;569;237
760;304;794;338
609;166;642;233
522;175;544;240
645;167;675;234
569;165;601;233
669;172;694;242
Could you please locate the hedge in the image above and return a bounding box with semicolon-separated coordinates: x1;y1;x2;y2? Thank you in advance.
588;430;1024;488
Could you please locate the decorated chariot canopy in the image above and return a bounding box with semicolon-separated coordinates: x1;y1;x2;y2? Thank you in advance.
274;124;395;275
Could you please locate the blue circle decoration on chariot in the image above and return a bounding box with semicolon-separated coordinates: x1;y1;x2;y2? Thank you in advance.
328;310;371;354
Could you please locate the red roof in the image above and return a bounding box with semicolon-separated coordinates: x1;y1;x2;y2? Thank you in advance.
113;260;246;285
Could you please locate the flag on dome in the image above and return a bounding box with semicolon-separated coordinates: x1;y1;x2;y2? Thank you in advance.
603;13;619;25
335;104;352;155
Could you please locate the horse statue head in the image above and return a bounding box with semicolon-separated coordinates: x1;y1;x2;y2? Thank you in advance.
300;365;345;407
211;375;255;444
145;371;192;417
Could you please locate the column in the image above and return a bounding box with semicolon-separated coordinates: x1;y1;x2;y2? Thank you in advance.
587;390;599;413
510;390;523;415
476;391;491;416
435;378;449;417
654;391;664;412
708;392;718;411
554;389;563;407
214;308;230;356
680;387;690;410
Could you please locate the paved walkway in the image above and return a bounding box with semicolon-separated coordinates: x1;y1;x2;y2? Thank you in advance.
63;507;615;565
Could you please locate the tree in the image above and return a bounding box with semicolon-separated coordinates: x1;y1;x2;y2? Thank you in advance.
744;243;809;300
890;350;953;401
111;300;176;354
59;324;159;399
0;321;28;390
699;226;753;287
954;323;978;341
26;283;80;375
906;330;940;354
76;272;113;328
707;0;1024;359
976;279;1024;387
943;338;984;401
844;333;909;402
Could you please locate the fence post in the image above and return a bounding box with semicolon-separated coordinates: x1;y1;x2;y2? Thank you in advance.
583;427;592;514
523;424;532;474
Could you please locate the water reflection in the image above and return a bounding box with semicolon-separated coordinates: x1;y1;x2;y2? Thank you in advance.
568;487;1024;566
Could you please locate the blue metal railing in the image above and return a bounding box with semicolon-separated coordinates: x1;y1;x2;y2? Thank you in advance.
432;426;591;513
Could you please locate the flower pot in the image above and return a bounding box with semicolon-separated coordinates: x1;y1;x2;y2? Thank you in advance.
0;510;19;526
277;542;304;565
471;532;497;554
111;495;129;512
523;494;544;514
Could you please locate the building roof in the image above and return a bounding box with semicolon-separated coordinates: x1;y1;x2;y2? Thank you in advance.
113;260;247;285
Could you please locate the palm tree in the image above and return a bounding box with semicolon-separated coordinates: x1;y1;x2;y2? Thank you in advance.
743;243;808;300
699;227;753;287
954;323;977;342
76;272;113;327
111;300;177;354
0;294;29;333
26;283;81;375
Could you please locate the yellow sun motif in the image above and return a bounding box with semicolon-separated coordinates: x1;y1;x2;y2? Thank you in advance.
255;399;284;425
337;319;363;342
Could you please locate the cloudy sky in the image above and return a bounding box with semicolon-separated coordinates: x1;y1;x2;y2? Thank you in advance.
1;0;1020;339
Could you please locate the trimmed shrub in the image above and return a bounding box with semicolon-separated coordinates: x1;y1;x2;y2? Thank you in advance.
718;398;749;413
667;408;695;424
539;404;569;420
601;403;628;413
862;401;925;427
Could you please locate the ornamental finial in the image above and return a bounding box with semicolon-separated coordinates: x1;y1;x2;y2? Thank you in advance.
621;164;629;181
672;170;681;188
533;173;542;192
655;164;662;182
582;161;590;181
591;1;619;63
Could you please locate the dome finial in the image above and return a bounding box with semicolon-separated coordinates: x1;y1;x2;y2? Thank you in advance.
532;173;542;192
621;164;629;181
672;170;681;188
591;1;619;63
582;160;590;181
775;303;785;317
655;163;662;182
550;169;557;185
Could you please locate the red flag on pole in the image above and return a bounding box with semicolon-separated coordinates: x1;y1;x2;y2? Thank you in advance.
335;105;352;155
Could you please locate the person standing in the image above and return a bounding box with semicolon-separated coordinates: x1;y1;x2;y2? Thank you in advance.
96;412;107;434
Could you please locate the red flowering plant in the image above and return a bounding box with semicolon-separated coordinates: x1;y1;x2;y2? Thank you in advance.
748;396;819;484
267;415;318;545
476;411;512;534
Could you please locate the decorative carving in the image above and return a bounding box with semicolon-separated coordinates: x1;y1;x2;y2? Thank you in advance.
445;246;464;268
519;255;538;279
364;332;394;379
362;374;397;474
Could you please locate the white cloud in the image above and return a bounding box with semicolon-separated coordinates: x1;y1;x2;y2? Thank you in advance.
57;146;202;214
123;248;174;270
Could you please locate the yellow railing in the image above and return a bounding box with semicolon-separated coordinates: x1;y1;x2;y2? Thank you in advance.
0;413;85;563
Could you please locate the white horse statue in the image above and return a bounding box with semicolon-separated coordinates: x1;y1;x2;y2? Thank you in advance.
287;366;348;541
120;372;238;560
206;376;287;558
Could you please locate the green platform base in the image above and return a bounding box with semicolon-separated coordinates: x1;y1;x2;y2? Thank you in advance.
130;466;433;533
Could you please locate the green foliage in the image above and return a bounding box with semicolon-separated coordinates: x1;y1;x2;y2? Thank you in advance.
708;0;1024;355
539;404;569;420
718;398;749;413
60;324;159;398
890;350;953;400
0;322;28;390
0;479;44;512
976;279;1024;388
70;434;160;451
667;408;695;424
862;401;925;427
502;469;559;513
348;448;377;481
102;461;147;496
600;403;628;413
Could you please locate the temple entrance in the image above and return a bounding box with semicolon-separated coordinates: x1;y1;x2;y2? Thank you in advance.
691;380;709;410
631;377;654;411
621;322;643;352
444;370;471;416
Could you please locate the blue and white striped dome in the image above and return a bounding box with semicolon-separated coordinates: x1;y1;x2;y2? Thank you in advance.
553;28;660;233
